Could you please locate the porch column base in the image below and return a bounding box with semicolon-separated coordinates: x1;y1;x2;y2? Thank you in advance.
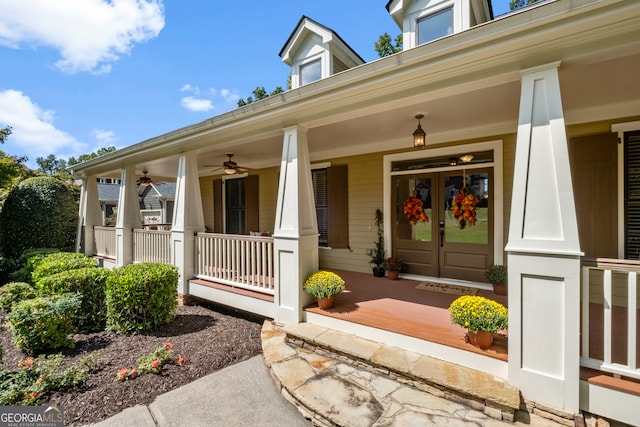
507;251;581;414
115;227;134;266
273;234;318;324
171;231;196;296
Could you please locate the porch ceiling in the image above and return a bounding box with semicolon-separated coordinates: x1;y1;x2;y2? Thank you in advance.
72;0;640;182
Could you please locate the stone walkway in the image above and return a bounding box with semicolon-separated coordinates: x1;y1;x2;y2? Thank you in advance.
262;320;568;427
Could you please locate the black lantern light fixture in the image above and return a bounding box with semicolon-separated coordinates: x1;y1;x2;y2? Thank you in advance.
413;114;426;149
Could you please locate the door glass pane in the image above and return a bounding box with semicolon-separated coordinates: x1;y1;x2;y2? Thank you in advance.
444;172;489;244
395;177;432;241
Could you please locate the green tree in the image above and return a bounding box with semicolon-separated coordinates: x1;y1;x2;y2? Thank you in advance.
36;154;68;175
0;176;78;259
509;0;541;10
0;126;32;199
67;146;116;167
375;33;403;57
237;86;285;107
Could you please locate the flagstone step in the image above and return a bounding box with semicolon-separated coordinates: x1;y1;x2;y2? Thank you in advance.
260;321;565;427
279;321;522;415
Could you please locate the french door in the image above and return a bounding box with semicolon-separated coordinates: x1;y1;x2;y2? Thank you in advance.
391;168;493;282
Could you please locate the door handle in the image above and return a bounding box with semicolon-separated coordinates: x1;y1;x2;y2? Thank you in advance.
439;220;445;247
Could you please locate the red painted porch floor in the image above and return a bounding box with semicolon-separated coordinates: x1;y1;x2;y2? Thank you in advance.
304;269;509;362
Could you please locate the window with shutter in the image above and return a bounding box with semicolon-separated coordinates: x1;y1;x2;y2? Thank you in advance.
311;165;348;248
213;175;259;235
625;130;640;259
312;169;328;246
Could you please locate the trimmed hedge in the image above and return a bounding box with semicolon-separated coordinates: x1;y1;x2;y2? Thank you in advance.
0;282;37;312
0;176;77;259
32;252;98;285
11;248;60;284
106;263;178;334
8;294;80;354
37;268;111;332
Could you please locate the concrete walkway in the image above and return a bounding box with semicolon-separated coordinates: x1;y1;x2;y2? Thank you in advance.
89;320;569;427
87;354;310;427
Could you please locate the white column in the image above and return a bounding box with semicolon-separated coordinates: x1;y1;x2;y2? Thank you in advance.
115;166;141;266
171;152;205;295
76;176;102;255
273;125;318;323
506;62;582;414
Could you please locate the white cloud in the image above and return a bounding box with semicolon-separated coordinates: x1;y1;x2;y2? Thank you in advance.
91;129;117;144
179;84;239;113
220;89;239;103
0;0;165;74
0;90;88;162
180;96;213;112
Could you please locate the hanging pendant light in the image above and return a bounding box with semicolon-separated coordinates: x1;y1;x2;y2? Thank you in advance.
413;114;426;149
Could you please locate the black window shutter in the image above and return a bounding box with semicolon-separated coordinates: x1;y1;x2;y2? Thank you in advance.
327;164;348;248
245;175;259;233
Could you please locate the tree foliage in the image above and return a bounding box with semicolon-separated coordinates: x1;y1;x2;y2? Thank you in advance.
0;126;31;195
509;0;542;10
237;86;285;107
375;33;403;58
0;176;78;259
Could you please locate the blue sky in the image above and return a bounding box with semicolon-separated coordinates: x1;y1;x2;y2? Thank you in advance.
0;0;512;168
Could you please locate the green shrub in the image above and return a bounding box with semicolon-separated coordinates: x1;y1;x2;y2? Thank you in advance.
0;177;77;259
10;248;60;284
0;257;17;285
8;294;80;354
0;282;37;312
106;263;178;334
32;252;98;285
36;268;110;332
0;354;87;405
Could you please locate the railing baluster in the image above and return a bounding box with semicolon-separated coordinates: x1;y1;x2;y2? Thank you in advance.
580;259;640;380
193;233;275;295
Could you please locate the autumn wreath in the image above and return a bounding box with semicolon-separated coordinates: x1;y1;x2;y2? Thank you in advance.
450;187;479;229
403;197;429;224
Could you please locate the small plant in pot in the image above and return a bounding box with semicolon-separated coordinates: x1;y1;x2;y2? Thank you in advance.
370;208;386;277
303;270;346;310
382;256;404;280
448;295;508;349
484;265;507;296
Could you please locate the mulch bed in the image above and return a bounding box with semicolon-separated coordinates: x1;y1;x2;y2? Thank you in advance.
0;300;265;426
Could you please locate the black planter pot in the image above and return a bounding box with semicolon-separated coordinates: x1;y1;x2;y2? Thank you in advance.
372;266;386;277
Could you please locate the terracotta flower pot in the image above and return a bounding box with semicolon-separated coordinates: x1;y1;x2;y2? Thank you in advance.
467;330;494;349
492;283;507;296
387;270;399;280
317;296;335;310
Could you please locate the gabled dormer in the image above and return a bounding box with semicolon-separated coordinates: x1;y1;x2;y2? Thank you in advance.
279;16;365;89
386;0;493;50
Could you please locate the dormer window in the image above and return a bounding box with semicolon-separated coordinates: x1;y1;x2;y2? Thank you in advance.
417;7;453;46
300;58;322;86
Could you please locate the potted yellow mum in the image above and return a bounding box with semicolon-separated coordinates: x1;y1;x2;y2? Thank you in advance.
448;295;508;349
303;271;345;310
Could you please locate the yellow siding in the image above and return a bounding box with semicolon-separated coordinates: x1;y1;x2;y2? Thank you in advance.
199;177;214;232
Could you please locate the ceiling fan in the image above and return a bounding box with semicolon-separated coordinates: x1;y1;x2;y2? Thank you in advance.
206;153;250;175
138;169;153;186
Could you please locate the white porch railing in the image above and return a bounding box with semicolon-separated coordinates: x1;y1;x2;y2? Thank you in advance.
133;229;171;264
195;233;274;295
581;258;640;379
94;226;116;258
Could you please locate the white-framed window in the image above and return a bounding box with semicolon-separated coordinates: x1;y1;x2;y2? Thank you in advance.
300;58;321;86
417;7;453;46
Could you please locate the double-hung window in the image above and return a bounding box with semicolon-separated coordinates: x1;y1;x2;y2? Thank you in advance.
417;7;453;46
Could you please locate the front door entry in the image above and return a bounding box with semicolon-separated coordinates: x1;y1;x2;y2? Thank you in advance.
392;168;493;282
